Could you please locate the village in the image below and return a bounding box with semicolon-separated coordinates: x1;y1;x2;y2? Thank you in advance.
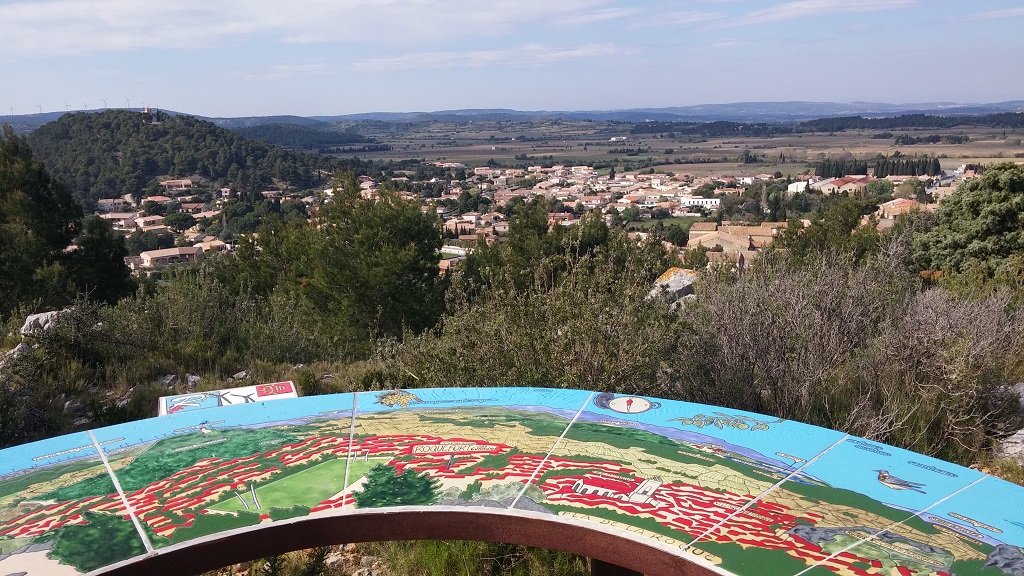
93;161;979;275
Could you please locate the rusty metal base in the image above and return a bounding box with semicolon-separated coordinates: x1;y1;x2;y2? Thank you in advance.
98;509;721;576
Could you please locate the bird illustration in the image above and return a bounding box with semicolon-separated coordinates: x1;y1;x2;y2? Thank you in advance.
874;470;926;493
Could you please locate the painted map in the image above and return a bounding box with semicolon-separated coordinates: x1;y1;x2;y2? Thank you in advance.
0;387;1022;576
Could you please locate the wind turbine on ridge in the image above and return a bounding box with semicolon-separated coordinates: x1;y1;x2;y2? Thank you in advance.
7;106;13;116
124;97;131;109
101;98;108;109
36;104;42;114
64;101;70;112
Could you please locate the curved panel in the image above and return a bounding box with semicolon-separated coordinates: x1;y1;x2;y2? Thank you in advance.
0;387;1021;576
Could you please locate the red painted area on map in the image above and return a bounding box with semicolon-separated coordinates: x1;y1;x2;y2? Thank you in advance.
0;433;915;576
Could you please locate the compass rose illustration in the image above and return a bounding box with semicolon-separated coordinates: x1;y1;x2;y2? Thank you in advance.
593;392;661;414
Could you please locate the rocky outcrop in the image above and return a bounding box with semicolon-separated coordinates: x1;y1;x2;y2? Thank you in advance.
648;267;698;310
997;429;1024;464
0;343;31;369
19;309;68;336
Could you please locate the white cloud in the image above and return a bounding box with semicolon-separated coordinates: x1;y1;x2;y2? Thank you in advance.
968;7;1024;20
708;39;745;49
560;7;640;25
351;43;628;71
656;10;725;26
234;64;332;82
0;0;625;56
732;0;917;26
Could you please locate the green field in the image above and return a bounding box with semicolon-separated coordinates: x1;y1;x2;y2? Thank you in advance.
627;216;699;231
211;458;376;513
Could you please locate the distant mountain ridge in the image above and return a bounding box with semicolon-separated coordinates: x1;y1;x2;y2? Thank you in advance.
2;100;1022;133
306;100;1024;123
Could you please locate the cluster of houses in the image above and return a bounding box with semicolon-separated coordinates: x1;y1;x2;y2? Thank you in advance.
419;163;974;271
91;180;230;274
96;159;982;275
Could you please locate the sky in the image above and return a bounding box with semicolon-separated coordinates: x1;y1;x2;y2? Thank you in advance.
1;0;1023;118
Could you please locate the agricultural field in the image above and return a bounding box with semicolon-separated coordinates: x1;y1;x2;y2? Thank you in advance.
324;119;1024;175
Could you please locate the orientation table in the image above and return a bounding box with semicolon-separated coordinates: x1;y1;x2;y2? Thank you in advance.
0;387;1022;576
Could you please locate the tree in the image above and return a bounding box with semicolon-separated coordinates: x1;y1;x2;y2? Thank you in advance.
0;124;83;317
163;211;197;232
125;229;174;255
352;463;440;508
662;224;688;247
775;197;879;262
864;180;894;200
300;178;444;348
914;162;1024;276
65;216;136;304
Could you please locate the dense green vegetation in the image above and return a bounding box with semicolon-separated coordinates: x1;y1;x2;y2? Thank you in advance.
914;163;1024;278
799;112;1024;132
26;110;351;208
232;123;372;150
630;112;1024;138
815;153;941;178
0;127;135;319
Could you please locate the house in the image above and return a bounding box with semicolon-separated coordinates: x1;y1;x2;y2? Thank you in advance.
787;181;808;195
837;176;874;196
134;246;203;270
688;231;752;254
707;251;746;273
134;215;166;228
547;212;577;226
96;198;131;213
438;256;466;275
687;222;718;242
678;196;721;210
159;179;193;191
98;212;139;230
809;177;837;193
876;198;923;219
143;195;174;205
179;202;207;214
194;239;229;252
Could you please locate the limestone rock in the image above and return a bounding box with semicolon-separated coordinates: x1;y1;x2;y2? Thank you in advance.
996;429;1024;464
0;342;31;368
19;310;66;336
649;267;699;310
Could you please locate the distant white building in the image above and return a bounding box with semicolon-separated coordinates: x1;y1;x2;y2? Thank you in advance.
787;181;808;195
678;196;721;210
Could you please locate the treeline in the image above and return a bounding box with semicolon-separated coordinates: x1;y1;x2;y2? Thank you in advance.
27;110;356;208
607;147;651;155
800;112;1024;132
894;134;969;145
630;120;789;137
815;154;941;178
631;112;1024;137
232;123;371;150
323;144;393;154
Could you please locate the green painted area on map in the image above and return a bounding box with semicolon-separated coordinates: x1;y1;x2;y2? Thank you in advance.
45;427;300;501
0;460;107;499
696;540;835;576
171;510;262;545
211;457;376;513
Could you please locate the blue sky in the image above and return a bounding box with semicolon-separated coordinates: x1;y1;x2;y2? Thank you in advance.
1;0;1023;117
